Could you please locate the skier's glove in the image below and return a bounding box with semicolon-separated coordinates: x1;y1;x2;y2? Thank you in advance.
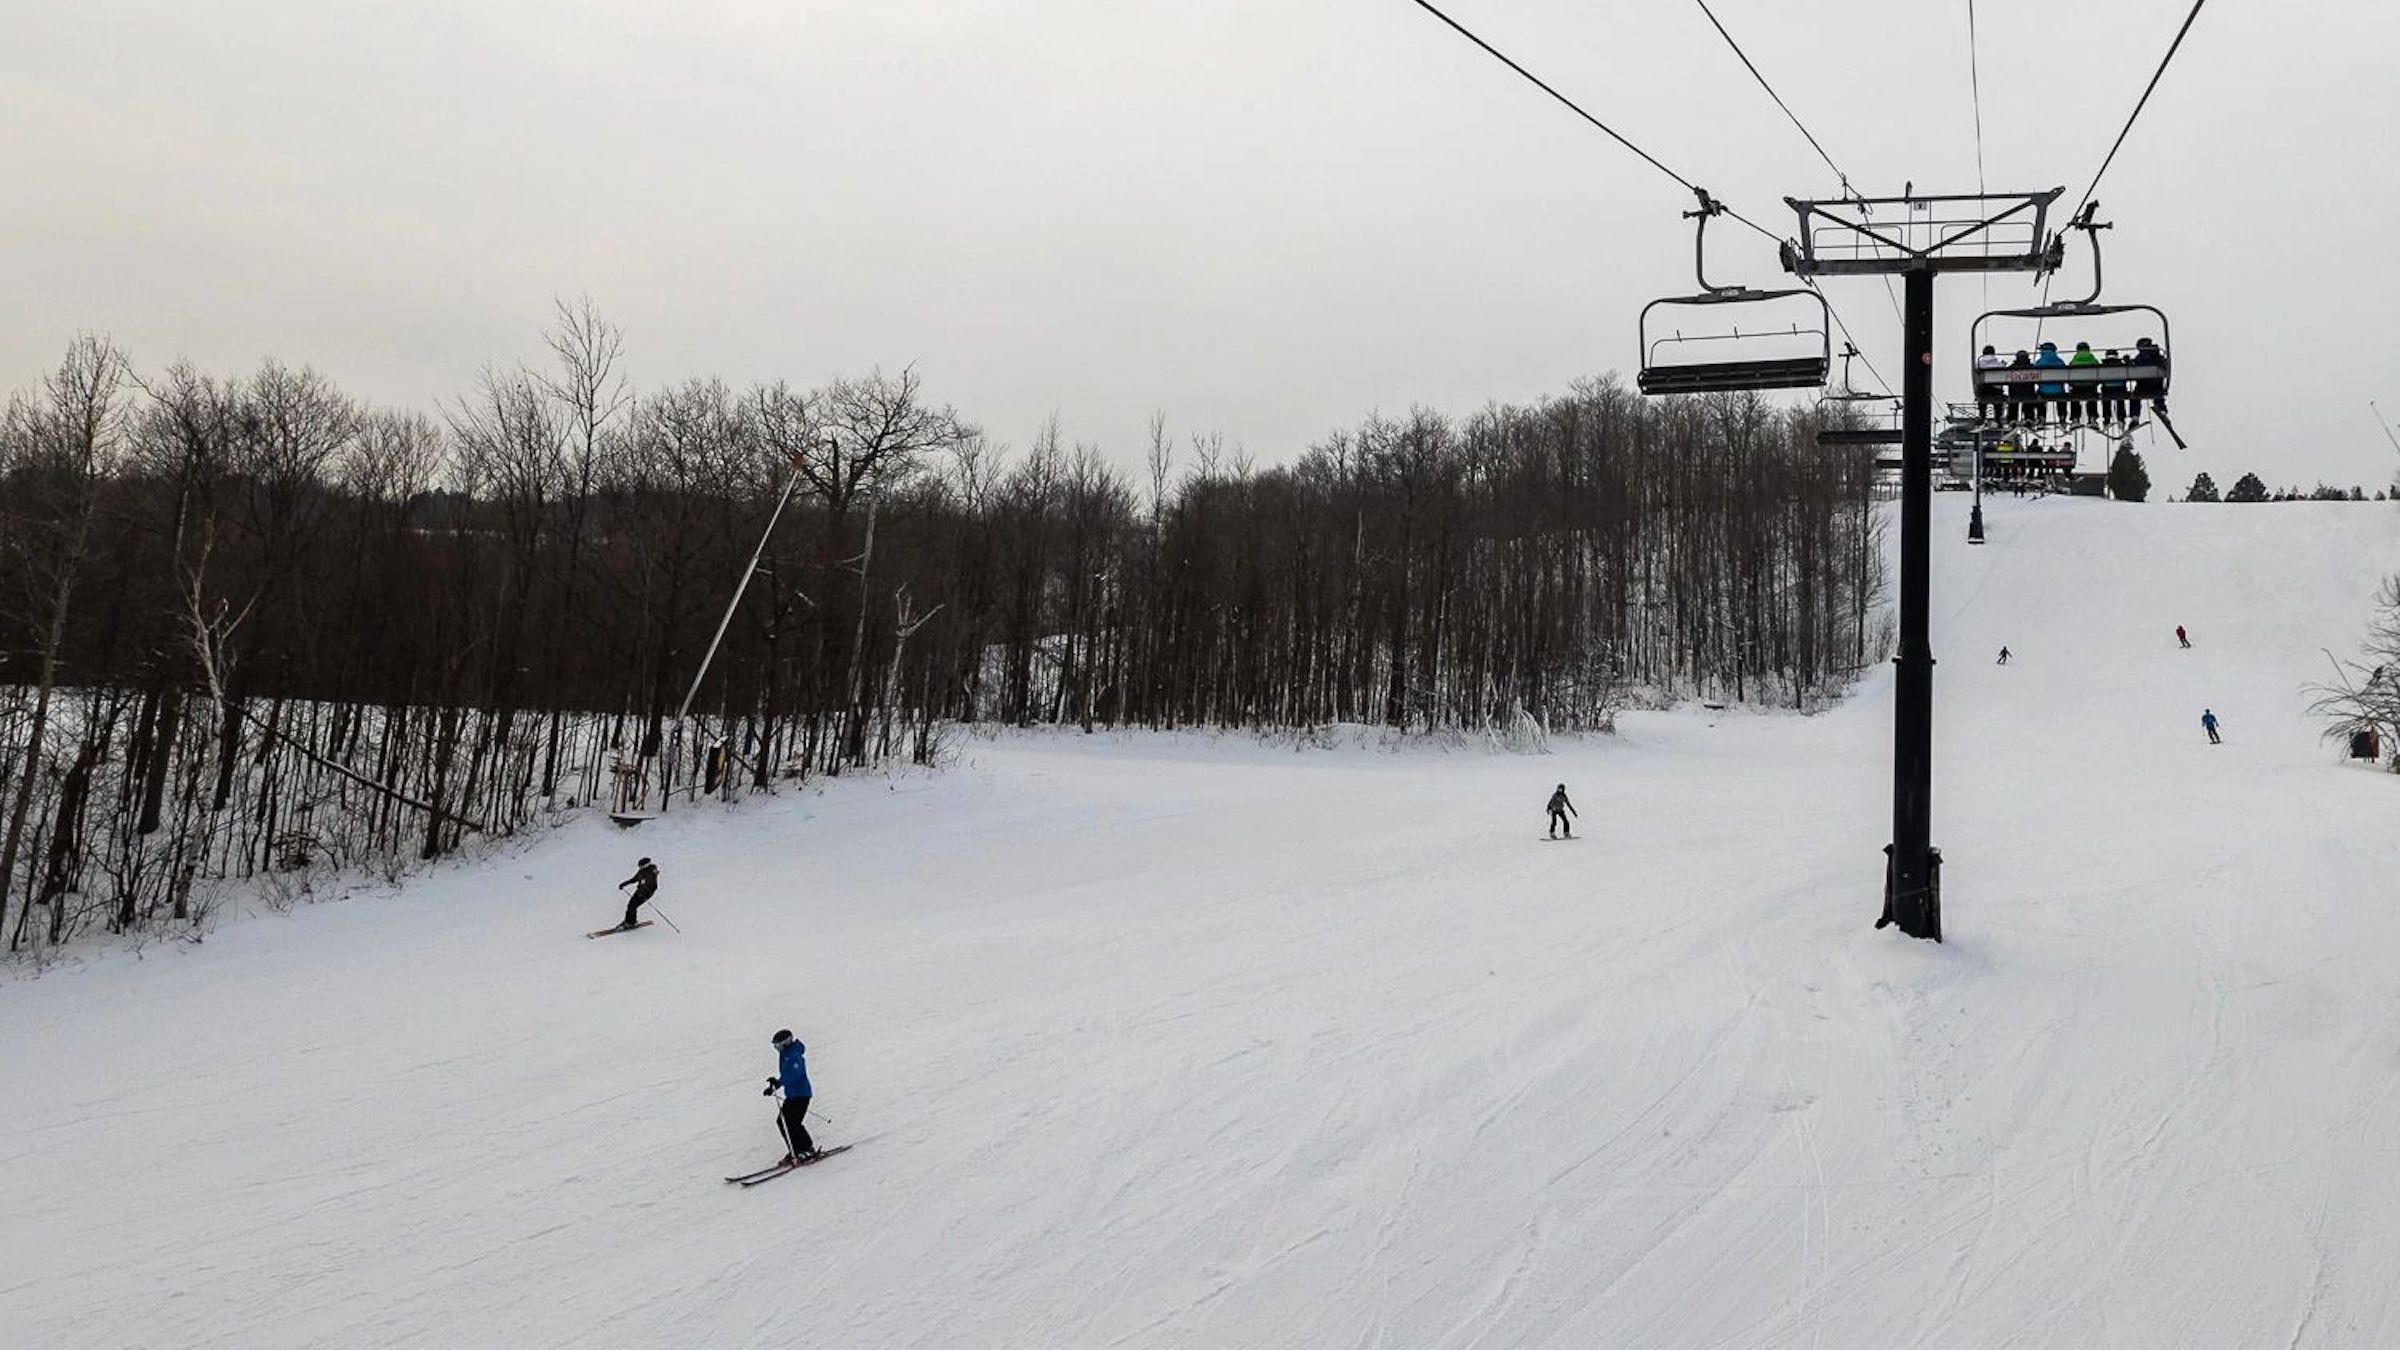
763;1077;781;1096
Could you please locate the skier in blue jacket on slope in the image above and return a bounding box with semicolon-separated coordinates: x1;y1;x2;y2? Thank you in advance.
764;1029;818;1163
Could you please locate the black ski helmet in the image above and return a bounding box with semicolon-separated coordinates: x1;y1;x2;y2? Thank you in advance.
771;1029;795;1048
638;857;652;866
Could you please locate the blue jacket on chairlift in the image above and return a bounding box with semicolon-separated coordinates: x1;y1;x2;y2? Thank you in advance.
2031;342;2068;396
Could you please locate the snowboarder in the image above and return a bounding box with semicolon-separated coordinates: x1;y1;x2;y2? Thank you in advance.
1996;646;2011;665
2176;625;2191;649
1546;784;1577;839
614;857;659;932
2201;709;2221;745
764;1029;818;1163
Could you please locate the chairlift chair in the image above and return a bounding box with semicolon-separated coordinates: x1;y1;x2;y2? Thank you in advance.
1815;343;1901;446
1967;205;2185;448
1817;399;1903;447
1637;191;1832;397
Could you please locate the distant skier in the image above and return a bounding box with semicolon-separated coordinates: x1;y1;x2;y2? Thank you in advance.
763;1029;819;1163
2176;625;2191;649
614;856;659;931
1996;646;2011;665
2201;709;2221;745
1546;784;1577;839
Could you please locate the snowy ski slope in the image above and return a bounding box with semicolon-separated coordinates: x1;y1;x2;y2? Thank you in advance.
4;495;2398;1349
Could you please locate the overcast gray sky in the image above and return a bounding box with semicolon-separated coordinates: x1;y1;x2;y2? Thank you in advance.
6;0;2397;491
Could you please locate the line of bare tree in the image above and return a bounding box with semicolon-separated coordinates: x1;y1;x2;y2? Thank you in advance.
0;305;1885;953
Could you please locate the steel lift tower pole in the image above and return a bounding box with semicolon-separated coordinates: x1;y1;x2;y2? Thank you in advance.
1781;189;2064;941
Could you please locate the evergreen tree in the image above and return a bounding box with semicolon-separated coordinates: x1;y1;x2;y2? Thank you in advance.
2186;471;2220;502
2107;443;2151;502
2227;472;2269;503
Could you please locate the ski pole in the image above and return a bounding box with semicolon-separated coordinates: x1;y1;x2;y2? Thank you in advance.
757;1084;832;1123
648;904;682;933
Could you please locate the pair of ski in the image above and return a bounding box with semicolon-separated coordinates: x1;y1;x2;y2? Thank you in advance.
586;921;654;938
725;1144;853;1187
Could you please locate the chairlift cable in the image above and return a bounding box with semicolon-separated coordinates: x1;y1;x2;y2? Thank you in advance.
1406;0;1893;398
2371;401;2400;458
1809;283;1894;396
2067;0;2209;222
1965;2;1989;199
1691;0;1917;383
2036;0;2207;332
1689;0;1853;195
1684;0;1903;335
1966;0;1990;310
1401;0;1783;245
1873;256;1907;331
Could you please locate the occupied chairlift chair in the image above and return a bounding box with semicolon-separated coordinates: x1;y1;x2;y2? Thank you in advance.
1968;203;2187;450
1638;191;1831;397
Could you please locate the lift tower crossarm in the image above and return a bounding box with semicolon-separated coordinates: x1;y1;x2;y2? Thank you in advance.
1781;188;2064;278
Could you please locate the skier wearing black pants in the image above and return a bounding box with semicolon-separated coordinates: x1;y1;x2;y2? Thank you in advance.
1546;784;1578;839
615;857;658;931
765;1029;818;1163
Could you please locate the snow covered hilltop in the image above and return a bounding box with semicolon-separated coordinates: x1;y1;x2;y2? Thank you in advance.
4;494;2398;1346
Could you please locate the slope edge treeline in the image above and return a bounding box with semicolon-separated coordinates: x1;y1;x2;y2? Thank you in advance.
0;311;1884;951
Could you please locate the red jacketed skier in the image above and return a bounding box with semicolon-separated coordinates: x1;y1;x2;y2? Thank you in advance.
2176;625;2190;649
764;1029;819;1163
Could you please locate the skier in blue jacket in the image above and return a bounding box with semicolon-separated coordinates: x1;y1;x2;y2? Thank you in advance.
764;1029;818;1163
2201;709;2221;745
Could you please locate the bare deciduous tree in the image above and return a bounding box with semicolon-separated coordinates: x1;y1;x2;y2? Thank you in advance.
0;335;131;947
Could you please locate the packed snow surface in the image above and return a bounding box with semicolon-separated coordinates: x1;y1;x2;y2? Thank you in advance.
5;497;2399;1348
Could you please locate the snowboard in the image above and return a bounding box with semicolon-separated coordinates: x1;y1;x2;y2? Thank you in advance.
587;921;655;938
1540;836;1580;842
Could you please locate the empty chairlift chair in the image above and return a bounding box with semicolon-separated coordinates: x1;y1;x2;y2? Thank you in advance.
1636;190;1832;397
1637;289;1832;395
1815;343;1902;447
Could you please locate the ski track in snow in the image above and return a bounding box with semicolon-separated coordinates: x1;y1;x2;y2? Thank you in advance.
6;497;2400;1348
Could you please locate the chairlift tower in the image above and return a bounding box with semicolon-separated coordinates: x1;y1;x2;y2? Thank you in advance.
1780;188;2065;941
